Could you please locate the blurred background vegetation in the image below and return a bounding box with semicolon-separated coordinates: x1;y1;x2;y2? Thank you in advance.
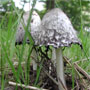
0;0;90;90
0;0;90;30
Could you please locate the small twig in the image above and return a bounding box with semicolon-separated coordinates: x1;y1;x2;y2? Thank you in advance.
58;78;68;90
44;70;58;85
64;56;90;81
63;56;87;88
74;63;90;81
63;56;72;67
9;81;48;90
75;59;89;64
68;57;90;64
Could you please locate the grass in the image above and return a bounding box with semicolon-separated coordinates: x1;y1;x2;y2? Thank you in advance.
0;1;36;90
0;0;90;90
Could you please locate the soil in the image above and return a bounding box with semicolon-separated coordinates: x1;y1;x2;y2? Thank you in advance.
1;59;88;90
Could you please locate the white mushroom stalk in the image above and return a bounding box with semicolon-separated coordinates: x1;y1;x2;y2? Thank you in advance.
31;8;82;90
56;48;66;90
31;49;37;70
52;48;66;89
15;11;41;70
51;48;56;66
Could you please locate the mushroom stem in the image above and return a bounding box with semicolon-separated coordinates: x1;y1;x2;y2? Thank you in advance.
52;48;56;66
31;49;37;70
56;48;66;90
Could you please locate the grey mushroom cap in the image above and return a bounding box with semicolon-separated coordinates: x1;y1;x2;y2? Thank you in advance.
31;8;82;48
15;11;41;45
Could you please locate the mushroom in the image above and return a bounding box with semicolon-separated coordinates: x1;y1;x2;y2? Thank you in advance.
31;8;82;90
15;11;41;45
15;11;41;71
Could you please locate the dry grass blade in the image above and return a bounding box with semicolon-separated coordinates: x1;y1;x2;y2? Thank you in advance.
63;56;72;67
58;78;68;90
43;70;58;85
74;63;90;81
9;81;48;90
63;56;88;89
64;56;90;82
